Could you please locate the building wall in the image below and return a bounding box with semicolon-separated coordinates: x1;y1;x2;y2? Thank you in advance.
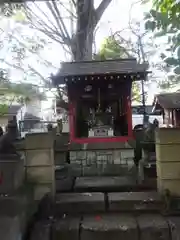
164;110;170;125
16;98;42;122
175;109;180;126
26;98;42;118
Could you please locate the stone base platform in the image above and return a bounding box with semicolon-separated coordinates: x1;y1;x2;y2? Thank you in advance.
74;176;156;192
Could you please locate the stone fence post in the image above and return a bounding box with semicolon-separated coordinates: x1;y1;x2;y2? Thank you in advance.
156;128;180;196
25;132;55;201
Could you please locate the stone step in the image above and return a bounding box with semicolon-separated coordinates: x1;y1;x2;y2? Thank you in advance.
51;214;172;240
55;177;75;192
55;191;163;214
55;192;105;214
74;176;156;192
108;191;163;212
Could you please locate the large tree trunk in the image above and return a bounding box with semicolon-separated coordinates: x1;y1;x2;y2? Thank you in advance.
71;0;94;61
55;0;113;110
57;0;113;110
72;0;112;61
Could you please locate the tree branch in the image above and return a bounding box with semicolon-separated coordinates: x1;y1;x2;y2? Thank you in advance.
71;0;76;8
6;30;58;69
59;1;77;19
95;0;113;24
1;59;25;73
25;3;59;33
1;59;49;87
46;1;71;46
25;3;71;47
51;1;72;46
27;65;49;86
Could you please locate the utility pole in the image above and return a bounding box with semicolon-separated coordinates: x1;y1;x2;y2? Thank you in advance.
138;35;148;125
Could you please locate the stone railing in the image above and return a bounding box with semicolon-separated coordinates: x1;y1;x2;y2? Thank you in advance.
24;132;55;200
156;128;180;196
12;132;56;201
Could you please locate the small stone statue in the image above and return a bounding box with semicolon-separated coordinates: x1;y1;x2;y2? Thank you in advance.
57;119;63;135
47;123;53;132
0;127;3;137
9;115;19;138
0;120;18;155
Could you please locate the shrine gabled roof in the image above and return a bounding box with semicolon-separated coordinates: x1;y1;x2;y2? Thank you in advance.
51;58;149;85
153;92;180;110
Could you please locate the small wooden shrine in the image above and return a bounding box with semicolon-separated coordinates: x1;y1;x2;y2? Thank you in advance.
51;59;148;143
153;92;180;127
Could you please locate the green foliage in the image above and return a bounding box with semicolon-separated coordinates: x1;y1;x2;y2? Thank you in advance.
95;36;141;102
164;57;178;66
95;36;131;60
144;0;180;88
0;104;8;115
0;3;23;17
0;2;53;93
0;68;45;102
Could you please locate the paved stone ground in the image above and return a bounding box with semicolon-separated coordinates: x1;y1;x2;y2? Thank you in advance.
0;192;37;240
29;220;51;240
30;214;180;240
52;217;80;240
0;195;28;240
0;215;22;240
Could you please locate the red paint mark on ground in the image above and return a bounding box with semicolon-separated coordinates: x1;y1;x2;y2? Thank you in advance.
95;215;101;221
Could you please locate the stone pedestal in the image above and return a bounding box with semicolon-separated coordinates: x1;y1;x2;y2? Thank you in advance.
156;128;180;196
0;154;24;194
69;142;134;177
